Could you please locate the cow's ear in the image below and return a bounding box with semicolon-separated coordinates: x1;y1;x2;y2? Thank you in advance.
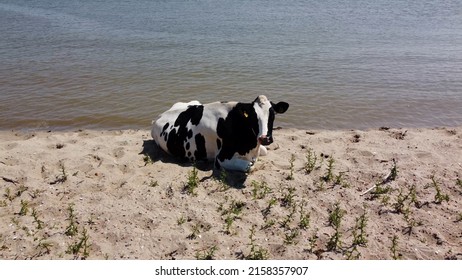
271;102;289;114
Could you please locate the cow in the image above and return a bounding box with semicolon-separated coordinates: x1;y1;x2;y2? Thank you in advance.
151;95;289;172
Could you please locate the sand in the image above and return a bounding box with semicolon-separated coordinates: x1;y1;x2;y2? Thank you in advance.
0;127;461;260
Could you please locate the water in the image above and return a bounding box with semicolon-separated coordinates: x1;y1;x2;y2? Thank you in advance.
1;0;462;131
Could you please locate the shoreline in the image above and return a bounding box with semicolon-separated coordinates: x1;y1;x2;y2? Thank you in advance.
1;126;461;259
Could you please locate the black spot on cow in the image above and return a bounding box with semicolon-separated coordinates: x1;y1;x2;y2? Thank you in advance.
161;122;169;136
166;105;204;158
216;103;259;163
194;133;207;161
187;129;193;139
187;151;192;157
185;142;190;150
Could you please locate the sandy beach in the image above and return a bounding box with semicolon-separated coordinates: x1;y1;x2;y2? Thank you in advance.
1;127;461;260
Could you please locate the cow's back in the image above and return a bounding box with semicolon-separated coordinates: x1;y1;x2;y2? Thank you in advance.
152;101;235;162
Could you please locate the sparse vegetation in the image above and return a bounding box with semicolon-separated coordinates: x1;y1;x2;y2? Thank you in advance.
327;202;345;251
279;205;297;229
184;165;199;195
261;197;277;218
66;227;91;259
31;208;44;230
456;213;462;223
143;155;153;165
429;176;450;204
49;162;68;185
216;169;230;191
322;156;335;183
352;210;368;247
177;215;186;225
36;239;53;255
187;222;201;240
280;186;296;208
19;200;29;216
148;180;158;188
286;154;296;180
284;228;300;245
390;235;400;260
304;148;317;174
65;204;78;237
298;201;310;230
456;178;462;189
244;225;268;260
195;245;217;260
251;180;271;200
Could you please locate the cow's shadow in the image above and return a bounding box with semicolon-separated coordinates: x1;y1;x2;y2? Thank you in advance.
140;140;248;188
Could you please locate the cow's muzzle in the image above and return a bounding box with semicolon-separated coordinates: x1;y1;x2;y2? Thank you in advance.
258;135;273;146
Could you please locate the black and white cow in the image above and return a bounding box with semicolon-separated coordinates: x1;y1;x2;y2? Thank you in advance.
151;95;289;172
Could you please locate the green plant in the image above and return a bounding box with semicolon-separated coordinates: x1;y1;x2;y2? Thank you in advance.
36;239;53;255
402;208;422;235
184;165;199;195
216;169;230;191
456;178;462;189
456;213;462;223
230;200;246;216
307;229;318;253
251;180;271;200
430;176;450;204
143;155;153;165
298;201;310;230
31;208;44;230
187;222;201;240
345;246;361;260
148;180;158;188
393;185;418;214
328;202;345;228
304;148;317;174
284;228;300;245
220;200;246;235
280;205;296;229
19;200;29;216
369;185;392;200
195;245;217;260
280;187;296;208
245;225;268;260
327;202;345;251
65;204;78;237
334;171;351;188
224;214;235;235
387;159;398;183
66;227;90;259
352;211;368;247
177;215;186;225
260;219;276;230
50;162;68;185
261;197;277;218
286;154;296;180
4;185;27;202
4;188;13;202
322;156;335;183
390;235;400;260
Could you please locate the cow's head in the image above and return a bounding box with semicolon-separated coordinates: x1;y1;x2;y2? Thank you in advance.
252;95;289;146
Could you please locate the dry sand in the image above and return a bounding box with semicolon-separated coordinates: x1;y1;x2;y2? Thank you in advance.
1;127;461;260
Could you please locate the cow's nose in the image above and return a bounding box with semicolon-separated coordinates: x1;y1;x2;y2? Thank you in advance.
259;135;273;146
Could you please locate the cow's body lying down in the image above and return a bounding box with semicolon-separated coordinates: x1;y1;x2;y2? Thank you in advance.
151;95;289;172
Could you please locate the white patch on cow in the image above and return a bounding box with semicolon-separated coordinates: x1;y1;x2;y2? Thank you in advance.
253;95;272;138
